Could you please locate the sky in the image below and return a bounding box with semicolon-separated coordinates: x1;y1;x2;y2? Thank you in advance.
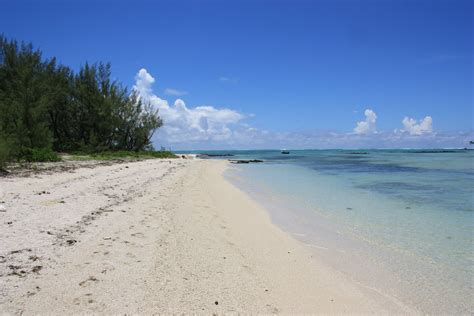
1;0;472;149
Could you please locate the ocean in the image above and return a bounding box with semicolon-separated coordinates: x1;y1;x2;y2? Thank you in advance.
183;149;474;313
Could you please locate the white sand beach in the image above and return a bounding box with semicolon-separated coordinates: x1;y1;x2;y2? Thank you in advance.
0;158;411;313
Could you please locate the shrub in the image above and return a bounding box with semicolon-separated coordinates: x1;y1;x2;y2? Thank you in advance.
20;148;61;162
69;150;177;161
0;137;11;169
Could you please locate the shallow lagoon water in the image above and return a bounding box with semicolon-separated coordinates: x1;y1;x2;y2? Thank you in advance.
185;149;474;313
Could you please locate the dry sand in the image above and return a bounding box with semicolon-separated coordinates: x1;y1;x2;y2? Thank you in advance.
0;158;411;314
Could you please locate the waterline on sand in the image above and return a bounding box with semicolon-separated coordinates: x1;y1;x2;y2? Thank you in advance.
223;149;473;314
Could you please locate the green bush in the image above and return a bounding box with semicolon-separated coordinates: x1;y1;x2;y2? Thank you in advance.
69;150;177;160
20;148;61;162
90;150;177;160
0;138;11;169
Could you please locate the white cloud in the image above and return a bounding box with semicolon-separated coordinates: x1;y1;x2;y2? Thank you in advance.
133;69;169;109
401;116;433;135
132;70;464;149
353;109;377;134
164;88;188;96
134;68;155;96
219;76;239;83
133;68;245;143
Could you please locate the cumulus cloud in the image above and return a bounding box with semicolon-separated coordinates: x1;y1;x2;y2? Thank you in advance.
401;116;433;135
132;70;463;149
134;68;156;96
353;109;377;134
164;88;188;96
133;69;245;143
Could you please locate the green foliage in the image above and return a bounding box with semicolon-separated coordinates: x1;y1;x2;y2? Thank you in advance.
68;150;176;161
0;136;11;169
0;35;164;163
0;36;53;157
20;147;61;162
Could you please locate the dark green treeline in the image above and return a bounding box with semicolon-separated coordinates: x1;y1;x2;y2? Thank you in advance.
0;36;163;165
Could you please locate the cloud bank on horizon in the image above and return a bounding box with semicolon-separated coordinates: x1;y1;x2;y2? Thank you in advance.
133;69;471;149
401;116;433;135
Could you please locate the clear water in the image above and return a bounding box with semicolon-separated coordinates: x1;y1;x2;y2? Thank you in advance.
182;149;474;313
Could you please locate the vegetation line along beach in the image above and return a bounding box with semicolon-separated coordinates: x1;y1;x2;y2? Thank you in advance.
0;35;169;172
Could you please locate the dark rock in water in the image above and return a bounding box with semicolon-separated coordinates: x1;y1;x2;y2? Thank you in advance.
229;159;264;164
346;207;353;210
412;150;459;153
197;153;235;158
348;152;368;155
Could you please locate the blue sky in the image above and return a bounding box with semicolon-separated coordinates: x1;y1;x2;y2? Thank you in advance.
1;0;472;149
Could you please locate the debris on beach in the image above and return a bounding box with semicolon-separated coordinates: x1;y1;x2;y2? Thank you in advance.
66;239;77;246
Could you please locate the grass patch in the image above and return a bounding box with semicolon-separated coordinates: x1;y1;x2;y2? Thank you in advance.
65;150;177;161
21;148;61;162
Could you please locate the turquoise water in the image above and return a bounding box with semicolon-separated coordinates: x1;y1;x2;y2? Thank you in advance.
184;149;474;313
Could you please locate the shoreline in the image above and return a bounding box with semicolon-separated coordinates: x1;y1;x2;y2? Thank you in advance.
1;158;411;313
224;162;419;313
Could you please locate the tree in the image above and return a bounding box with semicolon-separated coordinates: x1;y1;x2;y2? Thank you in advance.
112;91;162;151
0;36;52;158
0;35;164;161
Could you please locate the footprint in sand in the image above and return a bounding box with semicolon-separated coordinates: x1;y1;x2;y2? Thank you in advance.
266;304;280;313
79;276;99;287
73;294;96;306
